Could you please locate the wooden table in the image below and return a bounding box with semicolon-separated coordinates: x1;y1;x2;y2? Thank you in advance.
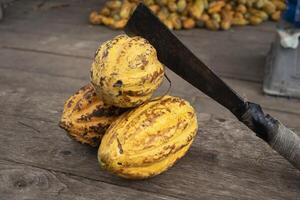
0;1;299;199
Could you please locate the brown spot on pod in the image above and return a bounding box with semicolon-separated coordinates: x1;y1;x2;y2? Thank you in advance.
59;83;129;147
99;95;198;179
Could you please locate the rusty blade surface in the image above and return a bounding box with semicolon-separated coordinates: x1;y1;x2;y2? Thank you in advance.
124;3;246;117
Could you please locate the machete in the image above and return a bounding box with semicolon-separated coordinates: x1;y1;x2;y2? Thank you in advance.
125;3;300;170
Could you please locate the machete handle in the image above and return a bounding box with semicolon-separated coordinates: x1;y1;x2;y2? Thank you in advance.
238;102;300;170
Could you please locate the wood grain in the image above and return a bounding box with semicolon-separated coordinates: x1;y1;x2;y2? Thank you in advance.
0;63;300;129
0;159;176;200
1;0;300;199
0;114;299;200
0;0;277;83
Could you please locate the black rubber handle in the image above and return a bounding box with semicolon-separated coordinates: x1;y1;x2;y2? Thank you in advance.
237;102;300;170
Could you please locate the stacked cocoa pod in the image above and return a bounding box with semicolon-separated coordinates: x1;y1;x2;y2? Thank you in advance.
60;34;198;179
89;0;286;30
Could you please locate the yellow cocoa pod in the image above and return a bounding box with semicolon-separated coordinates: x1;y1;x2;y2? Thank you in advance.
245;0;255;7
89;11;102;25
271;0;286;10
157;8;169;21
182;18;196;29
156;0;168;6
149;4;160;14
212;13;221;23
98;95;198;179
205;19;220;30
221;21;231;30
169;13;182;30
101;16;115;26
111;19;127;29
248;8;268;20
271;10;281;21
144;0;155;6
59;84;127;147
163;19;174;30
238;0;247;4
234;11;244;19
105;0;122;10
232;16;249;26
177;0;187;13
189;0;204;20
91;35;164;108
221;10;233;30
200;12;210;22
255;0;266;9
221;9;233;21
120;0;132;19
208;1;225;14
249;15;263;25
263;1;276;14
224;3;232;11
113;14;121;21
99;7;110;16
167;1;177;12
236;4;247;14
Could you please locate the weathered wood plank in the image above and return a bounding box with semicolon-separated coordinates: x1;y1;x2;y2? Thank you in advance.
1;48;300;115
0;12;276;83
0;113;299;200
1;58;300;126
0;159;176;200
0;27;274;82
2;0;105;25
1;1;299;199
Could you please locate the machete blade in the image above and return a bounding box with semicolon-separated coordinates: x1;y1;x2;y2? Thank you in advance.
124;3;246;117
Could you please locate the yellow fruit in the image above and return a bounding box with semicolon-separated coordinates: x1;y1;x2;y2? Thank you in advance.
177;0;187;13
106;0;122;10
236;4;247;14
249;15;263;25
149;4;160;14
221;21;231;30
101;16;115;26
200;13;210;22
120;0;132;19
263;1;276;14
89;11;102;25
91;35;164;108
255;0;266;9
248;8;268;20
232;17;249;26
220;9;232;30
111;19;127;29
182;18;196;29
271;10;281;21
212;13;221;23
157;8;169;21
163;18;174;29
167;1;177;12
271;0;286;10
205;19;220;30
169;13;182;30
224;4;232;11
208;1;225;14
189;0;204;20
59;84;127;147
99;95;198;179
99;7;110;16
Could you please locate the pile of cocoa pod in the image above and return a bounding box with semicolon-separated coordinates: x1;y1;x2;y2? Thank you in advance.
89;0;286;30
60;34;198;179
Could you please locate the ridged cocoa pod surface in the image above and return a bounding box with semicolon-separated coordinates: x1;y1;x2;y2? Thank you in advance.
98;95;198;179
59;84;127;147
91;34;165;108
